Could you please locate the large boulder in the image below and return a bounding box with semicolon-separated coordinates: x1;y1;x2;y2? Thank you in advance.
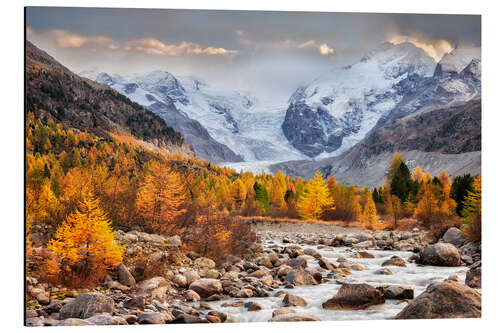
419;243;461;266
59;293;114;319
117;263;136;288
466;261;481;288
377;285;414;300
322;283;385;310
442;227;467;247
395;281;481;319
284;268;318;286
188;278;223;298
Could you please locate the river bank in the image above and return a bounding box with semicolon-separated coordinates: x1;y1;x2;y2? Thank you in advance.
25;221;481;326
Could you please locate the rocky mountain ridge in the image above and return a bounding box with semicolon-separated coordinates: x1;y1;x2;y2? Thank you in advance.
281;43;481;158
271;99;481;187
26;41;193;156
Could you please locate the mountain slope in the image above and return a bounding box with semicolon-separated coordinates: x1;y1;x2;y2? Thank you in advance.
375;46;481;128
26;41;192;155
271;99;481;187
281;42;437;158
146;97;244;162
84;71;306;162
281;43;481;159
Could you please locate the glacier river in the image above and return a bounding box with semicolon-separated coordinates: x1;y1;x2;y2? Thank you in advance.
195;238;467;322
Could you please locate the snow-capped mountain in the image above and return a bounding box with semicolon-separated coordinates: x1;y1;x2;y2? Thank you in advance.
282;42;437;158
376;45;481;127
81;70;307;162
80;41;480;169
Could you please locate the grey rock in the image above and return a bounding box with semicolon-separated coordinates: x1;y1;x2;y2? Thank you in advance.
284;268;318;286
442;227;467;247
322;283;385;310
377;285;414;300
466;261;481;288
59;293;114;319
382;256;407;267
395;281;481;319
419;243;461;266
117;263;136;288
283;294;307;307
56;318;92;326
137;312;166;324
188;278;223;298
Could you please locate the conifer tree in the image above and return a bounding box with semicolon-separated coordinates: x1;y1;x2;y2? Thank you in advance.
254;182;270;213
387;152;404;182
46;192;123;286
390;161;412;203
361;196;378;229
297;171;334;220
462;175;481;242
136;161;186;234
450;174;474;216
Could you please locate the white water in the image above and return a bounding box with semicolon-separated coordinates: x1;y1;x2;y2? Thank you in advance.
200;239;467;322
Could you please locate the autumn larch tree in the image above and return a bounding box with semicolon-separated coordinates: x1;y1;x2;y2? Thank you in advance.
361;195;378;229
297;171;334;220
46;192;124;286
230;178;247;210
136;161;186;234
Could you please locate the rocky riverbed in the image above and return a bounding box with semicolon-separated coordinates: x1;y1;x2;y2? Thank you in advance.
26;221;481;326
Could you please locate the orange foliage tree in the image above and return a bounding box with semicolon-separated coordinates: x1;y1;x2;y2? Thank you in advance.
136;161;186;234
46;193;123;286
414;182;456;230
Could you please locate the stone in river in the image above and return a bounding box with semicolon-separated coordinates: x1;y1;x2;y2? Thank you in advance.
381;255;407;267
283;294;307;307
395;281;481;319
322;283;385;310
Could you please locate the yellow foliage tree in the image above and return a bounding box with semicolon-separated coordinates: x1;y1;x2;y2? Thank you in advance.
361;196;378;229
230;179;247;209
412;166;432;183
270;171;287;211
46;193;123;286
462;175;481;242
297;171;334;220
136;161;186;234
387;152;404;182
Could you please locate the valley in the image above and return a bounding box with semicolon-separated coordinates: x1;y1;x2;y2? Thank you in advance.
25;32;482;326
79;41;481;187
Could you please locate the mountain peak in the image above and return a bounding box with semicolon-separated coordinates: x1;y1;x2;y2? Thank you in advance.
436;44;481;76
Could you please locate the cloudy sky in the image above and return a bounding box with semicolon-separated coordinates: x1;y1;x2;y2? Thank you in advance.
26;7;480;102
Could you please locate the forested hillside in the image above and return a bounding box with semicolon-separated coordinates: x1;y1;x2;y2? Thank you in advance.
26;41;191;155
